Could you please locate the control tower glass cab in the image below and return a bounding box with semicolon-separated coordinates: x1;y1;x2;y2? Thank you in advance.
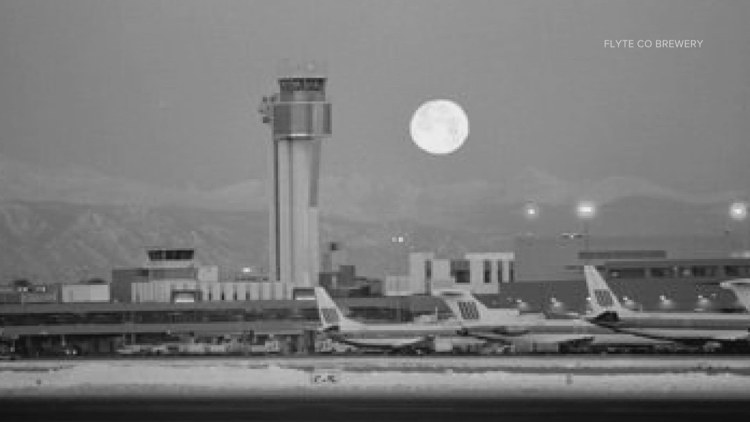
259;61;331;294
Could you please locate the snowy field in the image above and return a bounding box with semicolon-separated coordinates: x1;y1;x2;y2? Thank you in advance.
2;356;750;399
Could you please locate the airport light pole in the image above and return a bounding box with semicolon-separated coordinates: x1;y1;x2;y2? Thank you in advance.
391;234;409;261
658;295;675;311
695;295;712;312
576;201;597;262
523;202;539;237
390;232;409;285
389;234;410;321
729;201;748;257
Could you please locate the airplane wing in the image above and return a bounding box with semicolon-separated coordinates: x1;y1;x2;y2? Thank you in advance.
645;331;750;347
324;331;435;352
462;330;594;347
460;330;514;344
703;331;750;343
460;325;529;343
522;334;596;348
461;326;594;347
587;325;750;347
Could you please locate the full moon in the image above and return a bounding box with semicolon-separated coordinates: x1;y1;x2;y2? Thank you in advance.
409;100;469;155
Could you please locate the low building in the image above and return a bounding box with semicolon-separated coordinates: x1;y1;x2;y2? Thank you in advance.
61;283;109;303
513;234;735;282
384;252;515;296
383;275;411;296
0;283;60;304
319;264;383;298
112;247;293;303
131;279;292;303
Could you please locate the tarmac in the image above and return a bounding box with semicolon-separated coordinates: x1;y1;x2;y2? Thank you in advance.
3;355;750;398
4;356;750;421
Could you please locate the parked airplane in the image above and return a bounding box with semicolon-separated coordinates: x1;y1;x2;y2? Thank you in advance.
434;288;674;352
720;279;750;311
433;289;597;350
314;287;465;353
583;265;750;349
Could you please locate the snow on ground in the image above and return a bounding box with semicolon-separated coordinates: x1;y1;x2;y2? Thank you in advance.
2;357;750;399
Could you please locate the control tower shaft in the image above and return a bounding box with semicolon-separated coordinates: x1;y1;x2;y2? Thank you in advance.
259;62;331;291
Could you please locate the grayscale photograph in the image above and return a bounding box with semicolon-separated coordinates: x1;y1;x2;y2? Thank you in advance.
0;1;748;420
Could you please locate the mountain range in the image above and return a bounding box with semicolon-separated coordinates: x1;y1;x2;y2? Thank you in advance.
0;154;746;282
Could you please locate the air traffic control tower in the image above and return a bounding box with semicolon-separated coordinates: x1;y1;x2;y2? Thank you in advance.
258;62;331;293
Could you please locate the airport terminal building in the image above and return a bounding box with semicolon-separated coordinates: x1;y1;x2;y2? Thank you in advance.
2;236;749;357
513;234;740;282
387;234;749;313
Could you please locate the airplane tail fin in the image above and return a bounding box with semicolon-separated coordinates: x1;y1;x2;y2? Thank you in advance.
313;287;361;330
432;289;494;323
720;279;750;312
583;265;631;317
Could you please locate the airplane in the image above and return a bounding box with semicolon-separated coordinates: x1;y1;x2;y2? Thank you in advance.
314;287;467;354
433;288;675;352
720;279;750;311
583;265;750;350
432;289;598;351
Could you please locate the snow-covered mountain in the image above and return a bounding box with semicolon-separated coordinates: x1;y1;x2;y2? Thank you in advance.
0;154;745;282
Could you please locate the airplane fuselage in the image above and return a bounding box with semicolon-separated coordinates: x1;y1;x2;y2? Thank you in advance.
462;314;673;347
337;321;462;336
590;312;750;344
326;320;465;351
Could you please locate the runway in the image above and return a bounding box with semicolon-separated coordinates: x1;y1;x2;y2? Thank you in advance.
4;356;750;421
3;355;750;399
